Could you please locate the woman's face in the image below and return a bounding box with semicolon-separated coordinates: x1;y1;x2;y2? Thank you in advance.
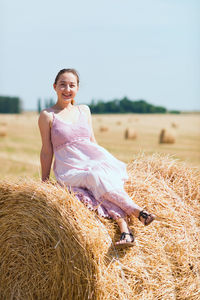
53;72;79;103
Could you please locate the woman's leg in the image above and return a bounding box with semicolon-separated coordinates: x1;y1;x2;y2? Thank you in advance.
99;190;155;226
115;218;134;245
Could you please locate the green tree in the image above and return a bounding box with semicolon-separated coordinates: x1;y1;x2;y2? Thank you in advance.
89;97;169;114
37;98;42;113
0;96;22;113
49;98;55;107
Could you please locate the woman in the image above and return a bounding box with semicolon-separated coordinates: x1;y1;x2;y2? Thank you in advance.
38;68;155;248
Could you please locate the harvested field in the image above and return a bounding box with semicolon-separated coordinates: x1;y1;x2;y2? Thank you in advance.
0;154;199;299
0;112;200;180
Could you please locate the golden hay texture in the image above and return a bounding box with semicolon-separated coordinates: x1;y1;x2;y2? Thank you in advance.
124;128;137;140
159;129;175;144
0;154;200;300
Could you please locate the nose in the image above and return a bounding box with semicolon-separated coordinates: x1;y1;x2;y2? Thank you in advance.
65;85;71;91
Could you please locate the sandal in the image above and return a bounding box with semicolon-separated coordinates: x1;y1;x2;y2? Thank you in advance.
115;232;134;248
138;210;155;226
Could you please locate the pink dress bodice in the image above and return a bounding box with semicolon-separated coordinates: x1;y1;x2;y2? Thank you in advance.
50;106;137;220
51;110;92;150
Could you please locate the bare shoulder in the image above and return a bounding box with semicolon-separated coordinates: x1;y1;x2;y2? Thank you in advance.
38;108;53;127
79;104;91;116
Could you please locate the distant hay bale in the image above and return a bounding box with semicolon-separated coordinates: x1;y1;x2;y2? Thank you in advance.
0;129;7;137
0;121;7;126
99;126;109;132
124;128;137;140
171;122;178;129
116;121;121;125
0;154;200;299
0;121;8;137
159;129;175;144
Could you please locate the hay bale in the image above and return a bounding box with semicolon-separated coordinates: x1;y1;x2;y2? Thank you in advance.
116;121;121;125
171;122;178;129
0;154;200;299
0;129;7;137
159;129;175;144
0;180;103;300
99;126;109;132
0;121;7;126
124;128;137;140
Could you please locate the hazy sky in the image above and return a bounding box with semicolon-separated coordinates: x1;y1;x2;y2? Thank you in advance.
1;0;199;111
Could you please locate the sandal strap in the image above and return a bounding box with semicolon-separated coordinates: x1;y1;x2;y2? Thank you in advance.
138;210;149;221
138;210;155;225
120;232;134;241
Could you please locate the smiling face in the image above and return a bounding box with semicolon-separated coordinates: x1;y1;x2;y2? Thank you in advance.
53;72;79;104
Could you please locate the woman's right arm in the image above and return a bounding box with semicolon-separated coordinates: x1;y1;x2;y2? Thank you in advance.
38;110;53;182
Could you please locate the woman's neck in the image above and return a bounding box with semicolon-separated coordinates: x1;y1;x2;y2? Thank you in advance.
53;102;74;111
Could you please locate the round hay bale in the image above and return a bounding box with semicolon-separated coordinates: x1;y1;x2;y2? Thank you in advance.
171;122;178;129
99;126;109;132
124;128;137;140
0;129;7;137
0;180;104;300
159;129;175;144
116;121;121;125
0;154;200;299
0;121;7;126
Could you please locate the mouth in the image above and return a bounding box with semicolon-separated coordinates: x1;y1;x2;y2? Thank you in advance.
62;93;72;99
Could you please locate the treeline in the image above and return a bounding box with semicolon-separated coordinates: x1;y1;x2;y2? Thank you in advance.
0;96;22;113
89;97;180;114
37;98;55;113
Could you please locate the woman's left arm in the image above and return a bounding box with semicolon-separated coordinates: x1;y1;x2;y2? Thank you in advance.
80;105;97;144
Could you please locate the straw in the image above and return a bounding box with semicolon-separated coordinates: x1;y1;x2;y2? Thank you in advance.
0;153;199;299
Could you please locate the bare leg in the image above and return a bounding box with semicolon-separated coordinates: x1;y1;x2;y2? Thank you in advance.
113;192;156;226
116;205;156;227
115;218;134;245
99;190;155;225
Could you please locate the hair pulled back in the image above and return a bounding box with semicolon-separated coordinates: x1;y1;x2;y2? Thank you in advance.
54;68;80;105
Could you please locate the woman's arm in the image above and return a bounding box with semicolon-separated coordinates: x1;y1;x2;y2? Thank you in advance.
80;105;97;144
38;110;54;181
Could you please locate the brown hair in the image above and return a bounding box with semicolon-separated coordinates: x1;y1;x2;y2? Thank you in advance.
54;68;80;105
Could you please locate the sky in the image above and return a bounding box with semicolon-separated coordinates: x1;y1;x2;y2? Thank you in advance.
1;0;200;111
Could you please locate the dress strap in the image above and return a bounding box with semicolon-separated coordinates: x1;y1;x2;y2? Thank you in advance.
77;105;82;114
50;111;55;128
